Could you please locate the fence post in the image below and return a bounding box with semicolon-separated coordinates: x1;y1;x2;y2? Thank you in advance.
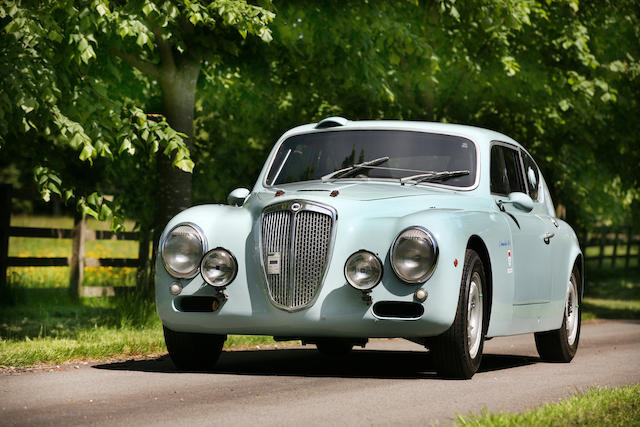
611;231;619;268
136;228;151;293
69;212;86;299
598;228;606;268
625;227;632;270
0;184;11;295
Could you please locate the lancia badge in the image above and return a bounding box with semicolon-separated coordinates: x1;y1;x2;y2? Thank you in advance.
291;202;302;212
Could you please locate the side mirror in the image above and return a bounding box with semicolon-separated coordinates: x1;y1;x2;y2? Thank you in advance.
227;188;250;206
527;167;537;189
504;192;534;212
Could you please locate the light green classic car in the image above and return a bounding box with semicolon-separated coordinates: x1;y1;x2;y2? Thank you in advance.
156;117;583;378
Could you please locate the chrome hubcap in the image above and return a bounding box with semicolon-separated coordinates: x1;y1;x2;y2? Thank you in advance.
467;272;483;359
565;275;579;346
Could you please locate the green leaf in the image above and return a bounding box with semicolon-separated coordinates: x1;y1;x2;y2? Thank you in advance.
87;192;100;207
99;203;112;221
173;158;194;173
79;144;96;163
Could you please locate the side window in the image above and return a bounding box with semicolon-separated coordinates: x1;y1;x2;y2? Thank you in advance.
521;150;540;201
490;145;526;195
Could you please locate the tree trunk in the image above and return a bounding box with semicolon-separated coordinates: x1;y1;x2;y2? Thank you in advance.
149;60;200;290
157;60;200;228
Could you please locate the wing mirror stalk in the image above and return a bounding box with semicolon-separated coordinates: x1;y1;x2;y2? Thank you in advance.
227;188;250;207
497;192;534;213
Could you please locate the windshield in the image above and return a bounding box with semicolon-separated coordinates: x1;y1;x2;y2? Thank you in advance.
265;130;477;188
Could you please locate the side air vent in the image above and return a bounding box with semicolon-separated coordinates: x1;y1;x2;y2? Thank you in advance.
315;116;348;129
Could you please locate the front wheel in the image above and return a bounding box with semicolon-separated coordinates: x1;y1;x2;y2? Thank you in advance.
426;249;487;379
534;268;581;362
163;326;226;371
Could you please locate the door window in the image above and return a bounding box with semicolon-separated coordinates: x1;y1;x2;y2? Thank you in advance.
490;144;526;195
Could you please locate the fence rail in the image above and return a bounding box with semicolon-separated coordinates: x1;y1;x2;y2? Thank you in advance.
580;227;640;269
0;184;147;297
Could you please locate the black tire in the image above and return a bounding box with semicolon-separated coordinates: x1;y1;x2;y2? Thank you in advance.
426;249;487;379
315;339;354;356
534;267;581;362
163;326;226;371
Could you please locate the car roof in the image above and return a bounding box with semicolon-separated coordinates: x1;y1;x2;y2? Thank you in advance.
282;119;523;150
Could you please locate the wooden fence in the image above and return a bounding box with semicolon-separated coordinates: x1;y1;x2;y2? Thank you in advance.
580;227;640;270
0;184;148;297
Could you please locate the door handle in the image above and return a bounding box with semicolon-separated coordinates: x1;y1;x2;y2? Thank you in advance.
543;232;555;244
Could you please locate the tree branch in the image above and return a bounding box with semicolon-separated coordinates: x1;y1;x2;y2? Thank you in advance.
151;26;176;73
112;49;161;80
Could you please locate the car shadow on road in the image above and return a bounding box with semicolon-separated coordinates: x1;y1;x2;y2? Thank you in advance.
94;349;539;380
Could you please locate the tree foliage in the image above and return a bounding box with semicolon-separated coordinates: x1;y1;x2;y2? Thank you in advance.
0;0;274;230
1;0;638;239
194;0;640;230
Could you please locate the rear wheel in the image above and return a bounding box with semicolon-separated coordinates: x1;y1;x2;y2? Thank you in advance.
534;268;581;362
163;326;226;371
426;249;487;379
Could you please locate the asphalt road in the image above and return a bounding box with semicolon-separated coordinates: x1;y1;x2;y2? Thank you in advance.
2;320;639;426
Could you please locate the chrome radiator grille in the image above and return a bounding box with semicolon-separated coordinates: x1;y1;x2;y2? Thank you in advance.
261;201;335;311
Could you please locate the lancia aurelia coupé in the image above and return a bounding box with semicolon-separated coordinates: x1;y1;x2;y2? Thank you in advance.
156;117;582;378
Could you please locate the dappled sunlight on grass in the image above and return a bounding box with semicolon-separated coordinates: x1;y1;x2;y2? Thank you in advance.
582;268;640;320
455;385;640;426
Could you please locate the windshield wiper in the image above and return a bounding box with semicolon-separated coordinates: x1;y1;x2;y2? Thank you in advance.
400;170;470;185
321;156;390;181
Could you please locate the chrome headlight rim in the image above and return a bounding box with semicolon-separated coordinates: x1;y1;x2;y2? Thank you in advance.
344;249;384;292
161;222;208;279
200;247;238;288
391;226;439;284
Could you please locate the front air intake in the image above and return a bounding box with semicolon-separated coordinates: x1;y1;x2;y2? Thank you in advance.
260;200;336;311
373;301;425;319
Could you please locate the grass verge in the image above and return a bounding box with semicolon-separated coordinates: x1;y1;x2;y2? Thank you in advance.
455;384;640;426
0;288;278;368
582;267;640;321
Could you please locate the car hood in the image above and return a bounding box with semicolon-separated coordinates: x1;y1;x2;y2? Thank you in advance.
260;181;451;201
247;181;486;218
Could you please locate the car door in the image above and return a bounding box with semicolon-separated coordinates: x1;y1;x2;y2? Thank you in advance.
490;143;552;305
521;149;564;305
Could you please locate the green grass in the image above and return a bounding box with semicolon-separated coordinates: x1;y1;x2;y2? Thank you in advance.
582;268;640;321
0;288;278;367
455;384;640;426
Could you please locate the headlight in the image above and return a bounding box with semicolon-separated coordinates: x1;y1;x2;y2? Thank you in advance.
161;223;206;278
344;250;383;291
391;227;438;283
200;248;238;288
